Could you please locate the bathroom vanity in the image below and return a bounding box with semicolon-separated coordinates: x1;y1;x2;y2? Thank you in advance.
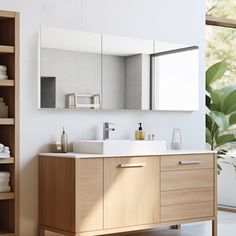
38;150;217;236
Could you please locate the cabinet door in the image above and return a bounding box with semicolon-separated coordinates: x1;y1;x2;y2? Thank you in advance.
76;158;103;232
104;156;160;229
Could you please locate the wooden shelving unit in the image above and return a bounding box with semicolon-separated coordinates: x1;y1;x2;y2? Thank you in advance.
0;10;19;236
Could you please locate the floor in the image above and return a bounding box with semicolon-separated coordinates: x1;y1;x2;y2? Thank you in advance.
108;211;236;236
47;211;236;236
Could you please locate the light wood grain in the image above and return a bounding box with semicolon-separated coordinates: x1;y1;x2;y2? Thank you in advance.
0;80;14;87
0;10;15;18
0;118;14;125
161;154;213;171
76;158;103;232
161;169;214;191
0;46;14;54
104;156;160;229
161;188;214;206
39;154;217;236
161;202;214;222
0;158;14;164
0;192;14;200
206;15;236;29
39;156;76;232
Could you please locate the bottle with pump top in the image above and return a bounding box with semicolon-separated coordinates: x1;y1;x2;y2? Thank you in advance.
135;123;145;140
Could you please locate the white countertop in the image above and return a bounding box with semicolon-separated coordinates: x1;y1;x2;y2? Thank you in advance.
39;150;217;159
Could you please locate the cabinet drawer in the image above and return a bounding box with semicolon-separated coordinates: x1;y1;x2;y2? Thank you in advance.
161;169;213;191
161;188;214;206
161;154;213;171
161;202;214;222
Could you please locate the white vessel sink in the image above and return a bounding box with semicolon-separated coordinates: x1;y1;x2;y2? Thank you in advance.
73;140;166;155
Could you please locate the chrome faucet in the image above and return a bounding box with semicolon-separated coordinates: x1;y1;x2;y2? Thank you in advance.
103;122;115;140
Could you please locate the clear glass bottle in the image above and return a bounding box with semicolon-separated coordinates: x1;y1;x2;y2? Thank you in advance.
171;128;182;149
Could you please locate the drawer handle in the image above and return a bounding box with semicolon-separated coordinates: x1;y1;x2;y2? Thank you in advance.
179;160;201;165
120;163;146;168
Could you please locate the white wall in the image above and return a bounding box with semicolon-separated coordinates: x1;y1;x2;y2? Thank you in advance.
0;0;205;235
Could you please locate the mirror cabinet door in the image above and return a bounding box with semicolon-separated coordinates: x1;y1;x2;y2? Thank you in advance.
40;27;102;109
101;34;154;110
39;27;199;111
151;46;199;111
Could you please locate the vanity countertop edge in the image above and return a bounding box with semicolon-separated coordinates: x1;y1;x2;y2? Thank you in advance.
38;150;217;159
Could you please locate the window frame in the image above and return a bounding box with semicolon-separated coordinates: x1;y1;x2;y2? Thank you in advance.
206;15;236;28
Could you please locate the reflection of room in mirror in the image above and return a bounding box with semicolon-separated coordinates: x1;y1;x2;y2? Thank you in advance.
40;48;101;109
39;27;199;111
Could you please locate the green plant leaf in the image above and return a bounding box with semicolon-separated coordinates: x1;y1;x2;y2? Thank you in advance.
216;134;236;148
229;112;236;125
210;90;222;111
206;127;212;145
218;85;236;100
206;114;212;131
222;90;236;114
206;61;228;92
206;94;211;110
210;111;229;130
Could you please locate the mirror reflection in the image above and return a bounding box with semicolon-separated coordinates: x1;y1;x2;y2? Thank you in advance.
39;27;199;111
40;27;101;109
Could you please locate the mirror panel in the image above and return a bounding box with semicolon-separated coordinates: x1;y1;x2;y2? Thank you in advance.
40;27;102;109
102;34;154;110
39;26;199;111
151;46;199;111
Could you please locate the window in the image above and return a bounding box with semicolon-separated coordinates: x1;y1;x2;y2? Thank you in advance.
206;0;236;89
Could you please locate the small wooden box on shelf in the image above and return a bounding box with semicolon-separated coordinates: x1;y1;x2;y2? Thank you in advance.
0;10;19;236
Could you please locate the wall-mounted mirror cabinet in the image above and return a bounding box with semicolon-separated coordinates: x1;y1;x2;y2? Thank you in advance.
39;26;199;111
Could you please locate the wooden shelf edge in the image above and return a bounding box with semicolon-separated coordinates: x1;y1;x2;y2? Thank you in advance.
0;192;14;201
0;233;14;236
0;80;14;87
0;118;14;125
0;158;14;164
0;10;15;18
0;45;14;54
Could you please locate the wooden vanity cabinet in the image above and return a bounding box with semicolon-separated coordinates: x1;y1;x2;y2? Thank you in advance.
39;153;217;236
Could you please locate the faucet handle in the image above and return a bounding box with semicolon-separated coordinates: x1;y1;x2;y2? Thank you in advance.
103;122;115;126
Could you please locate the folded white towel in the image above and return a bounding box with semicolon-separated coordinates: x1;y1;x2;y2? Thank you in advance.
3;146;9;152
0;144;3;152
0;186;11;193
0;182;10;187
0;177;10;183
0;65;7;71
0;153;10;158
0;172;10;178
0;71;7;75
0;75;8;80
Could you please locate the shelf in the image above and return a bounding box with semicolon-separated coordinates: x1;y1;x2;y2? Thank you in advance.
0;80;14;87
0;158;14;164
0;46;14;54
0;119;14;125
0;193;14;201
0;231;14;236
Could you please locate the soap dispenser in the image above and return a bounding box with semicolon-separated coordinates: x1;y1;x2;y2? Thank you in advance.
61;127;68;153
135;123;145;140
